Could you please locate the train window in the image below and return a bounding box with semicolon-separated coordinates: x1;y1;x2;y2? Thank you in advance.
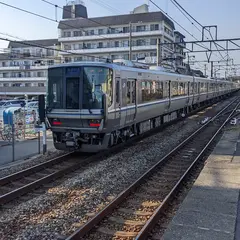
163;81;170;98
132;81;136;104
116;80;120;104
194;83;198;94
156;81;163;99
48;68;63;109
141;80;163;103
178;82;186;96
172;81;178;97
66;78;79;109
200;83;204;93
190;82;194;95
127;81;131;104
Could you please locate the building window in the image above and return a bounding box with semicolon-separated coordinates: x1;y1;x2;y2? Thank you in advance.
87;30;94;35
74;57;82;62
86;43;91;49
136;39;146;46
48;60;54;65
25;72;31;77
110;28;116;34
150;39;157;45
12;83;22;87
38;83;45;87
123;27;129;33
64;44;71;50
63;31;71;37
25;83;31;87
150;24;159;31
136;25;146;32
73;31;82;37
123;40;129;47
3;83;9;87
37;72;44;77
115;41;119;47
98;42;103;48
98;29;104;35
150;52;157;57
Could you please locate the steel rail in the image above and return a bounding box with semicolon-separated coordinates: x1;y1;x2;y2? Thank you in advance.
135;99;240;239
0;96;237;206
0;152;74;186
66;97;239;240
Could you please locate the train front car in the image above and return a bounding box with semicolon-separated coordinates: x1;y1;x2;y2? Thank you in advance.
46;63;113;152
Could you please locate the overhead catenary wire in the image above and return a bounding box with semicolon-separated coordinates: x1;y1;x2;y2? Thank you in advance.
170;0;228;62
0;35;110;61
88;0;121;14
0;0;120;49
41;0;122;35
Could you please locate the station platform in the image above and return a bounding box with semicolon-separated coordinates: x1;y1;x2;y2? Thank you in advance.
162;126;240;240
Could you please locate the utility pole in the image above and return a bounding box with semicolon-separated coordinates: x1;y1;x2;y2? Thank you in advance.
129;22;132;61
157;38;161;66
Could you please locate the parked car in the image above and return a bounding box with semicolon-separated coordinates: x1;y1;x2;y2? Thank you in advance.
0;100;25;109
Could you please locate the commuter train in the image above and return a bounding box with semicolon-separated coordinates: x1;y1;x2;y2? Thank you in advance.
45;61;238;152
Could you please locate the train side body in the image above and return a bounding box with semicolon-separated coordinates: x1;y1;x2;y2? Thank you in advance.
46;62;238;152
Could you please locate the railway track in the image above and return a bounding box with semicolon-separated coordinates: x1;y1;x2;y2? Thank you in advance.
66;98;240;240
0;96;237;208
0;152;88;206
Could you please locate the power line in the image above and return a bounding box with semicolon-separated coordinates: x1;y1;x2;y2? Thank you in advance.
149;0;204;44
41;0;122;35
0;35;109;61
0;2;116;61
88;0;121;14
0;0;117;46
170;0;202;34
171;0;203;27
170;0;228;62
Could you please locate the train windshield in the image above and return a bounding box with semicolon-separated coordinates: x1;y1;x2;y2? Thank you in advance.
82;67;112;109
47;68;64;109
47;66;112;110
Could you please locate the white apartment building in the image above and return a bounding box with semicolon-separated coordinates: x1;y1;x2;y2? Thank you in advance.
0;2;186;98
0;39;60;98
58;2;186;70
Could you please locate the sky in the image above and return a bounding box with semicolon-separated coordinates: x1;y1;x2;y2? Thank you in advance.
0;0;239;76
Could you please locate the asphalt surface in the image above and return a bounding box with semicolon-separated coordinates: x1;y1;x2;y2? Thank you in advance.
0;136;54;166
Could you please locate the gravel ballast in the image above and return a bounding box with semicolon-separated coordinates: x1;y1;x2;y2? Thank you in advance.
0;98;235;240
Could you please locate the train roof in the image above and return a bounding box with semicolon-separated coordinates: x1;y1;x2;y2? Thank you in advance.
49;62;232;83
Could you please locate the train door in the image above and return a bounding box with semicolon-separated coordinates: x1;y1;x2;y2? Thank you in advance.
192;77;196;104
186;81;190;105
126;79;137;124
120;78;127;127
197;82;200;101
114;77;121;126
164;80;171;112
206;82;209;99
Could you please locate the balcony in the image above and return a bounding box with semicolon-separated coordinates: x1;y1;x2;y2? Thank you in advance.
59;30;163;42
175;51;186;59
0;86;46;95
0;65;49;71
61;45;157;55
0;77;47;82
